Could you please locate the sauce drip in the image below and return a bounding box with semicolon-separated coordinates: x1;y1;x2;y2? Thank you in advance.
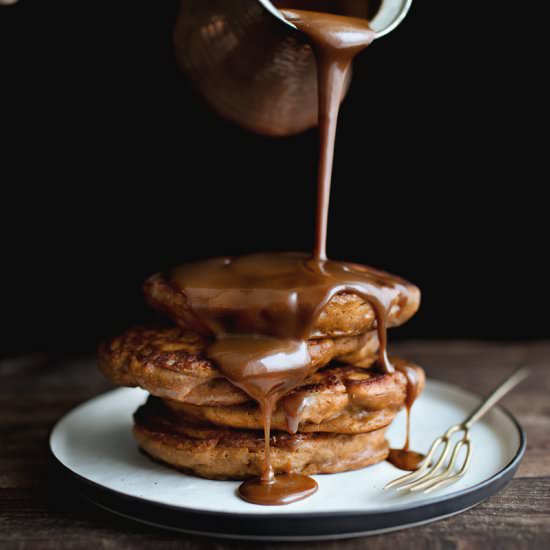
206;334;311;484
282;389;310;434
387;359;426;471
166;9;412;504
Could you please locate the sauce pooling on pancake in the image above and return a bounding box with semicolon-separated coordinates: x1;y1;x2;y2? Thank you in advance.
169;253;413;374
163;8;419;504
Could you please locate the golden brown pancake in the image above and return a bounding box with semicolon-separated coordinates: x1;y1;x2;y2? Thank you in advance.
134;397;389;480
164;364;425;433
166;402;398;435
143;273;420;339
98;326;379;405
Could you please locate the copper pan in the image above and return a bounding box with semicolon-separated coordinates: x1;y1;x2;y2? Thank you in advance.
174;1;412;136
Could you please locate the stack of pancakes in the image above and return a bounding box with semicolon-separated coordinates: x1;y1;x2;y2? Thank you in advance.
99;273;424;480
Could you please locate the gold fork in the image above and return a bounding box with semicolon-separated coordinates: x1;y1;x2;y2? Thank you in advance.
384;367;529;494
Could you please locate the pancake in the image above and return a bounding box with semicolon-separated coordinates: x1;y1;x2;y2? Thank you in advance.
164;363;425;433
98;326;379;405
143;272;420;339
134;396;389;480
166;402;398;435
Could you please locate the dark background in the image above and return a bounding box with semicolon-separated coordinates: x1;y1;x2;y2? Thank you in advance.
0;1;545;358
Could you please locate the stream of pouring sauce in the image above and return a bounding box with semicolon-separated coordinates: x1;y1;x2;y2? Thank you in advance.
280;9;376;261
167;9;419;504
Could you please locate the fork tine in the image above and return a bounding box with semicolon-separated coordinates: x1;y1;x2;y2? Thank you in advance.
408;438;467;492
395;436;454;491
391;425;462;491
383;435;443;490
422;471;465;493
422;440;472;494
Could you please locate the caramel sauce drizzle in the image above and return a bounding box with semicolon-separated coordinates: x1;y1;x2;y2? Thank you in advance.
387;360;426;471
165;8;419;503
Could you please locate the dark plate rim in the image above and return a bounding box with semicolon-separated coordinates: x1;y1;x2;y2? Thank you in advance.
49;381;526;538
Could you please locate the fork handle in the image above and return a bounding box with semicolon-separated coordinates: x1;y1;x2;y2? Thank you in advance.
463;367;530;429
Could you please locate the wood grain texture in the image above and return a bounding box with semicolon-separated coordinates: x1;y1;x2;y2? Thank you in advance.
1;341;549;549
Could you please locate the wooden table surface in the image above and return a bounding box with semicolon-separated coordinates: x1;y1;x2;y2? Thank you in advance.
1;341;549;549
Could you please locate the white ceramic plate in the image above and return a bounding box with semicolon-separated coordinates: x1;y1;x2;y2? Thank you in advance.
50;379;524;540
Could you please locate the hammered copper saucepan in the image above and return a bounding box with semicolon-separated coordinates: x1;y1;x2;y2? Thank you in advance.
174;0;412;136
